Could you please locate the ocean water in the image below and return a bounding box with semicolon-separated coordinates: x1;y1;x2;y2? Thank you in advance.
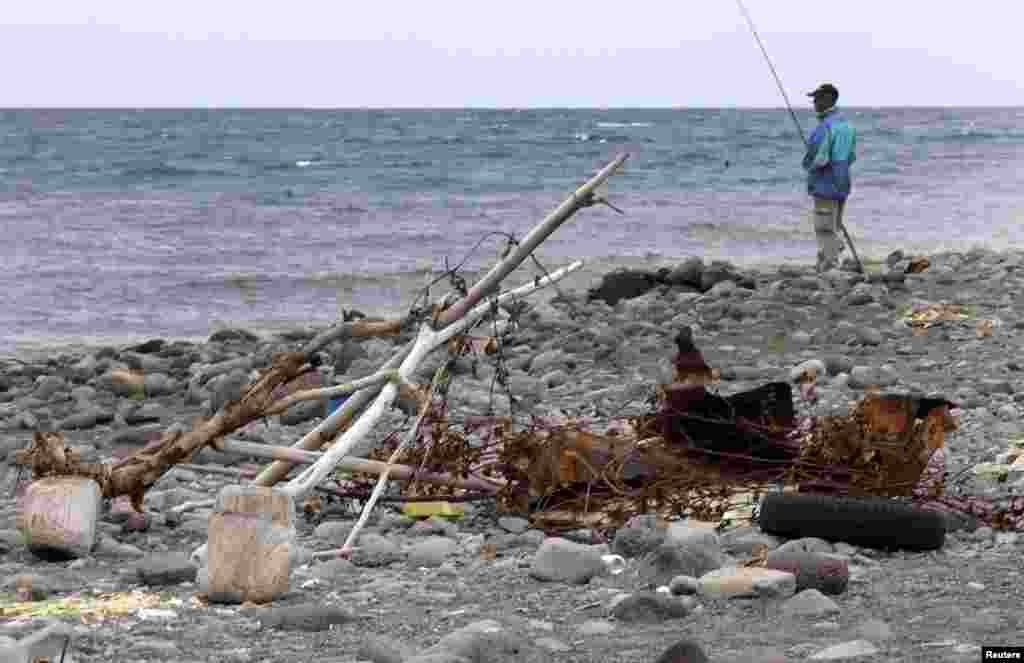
3;107;1024;356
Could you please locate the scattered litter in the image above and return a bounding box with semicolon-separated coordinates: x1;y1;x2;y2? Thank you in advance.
906;256;931;273
601;555;627;576
135;607;178;620
921;640;959;648
898;303;1002;339
972;463;1011;481
0;590;175;624
490;380;960;532
401;501;465;519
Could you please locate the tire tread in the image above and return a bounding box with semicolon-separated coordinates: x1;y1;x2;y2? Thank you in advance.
758;493;945;551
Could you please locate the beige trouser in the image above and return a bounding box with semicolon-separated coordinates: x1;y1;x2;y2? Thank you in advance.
811;197;847;271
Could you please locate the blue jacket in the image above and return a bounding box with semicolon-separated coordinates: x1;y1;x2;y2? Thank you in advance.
803;109;857;200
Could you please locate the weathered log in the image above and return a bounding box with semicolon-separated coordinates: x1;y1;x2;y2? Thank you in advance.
247;324;416;486
214;438;502;493
434;155;628;328
13;271;545;509
339;365;446;556
260;369;399;416
22;155;629;512
179;463;256;479
282;260;584;499
16;356;400;508
253;155;628;487
252;345;411;487
190;254;592;585
302;317;409;354
17;350;307;508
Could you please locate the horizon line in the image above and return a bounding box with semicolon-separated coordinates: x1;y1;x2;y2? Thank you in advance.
2;104;1024;111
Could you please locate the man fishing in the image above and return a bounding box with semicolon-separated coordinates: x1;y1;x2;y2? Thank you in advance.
802;83;858;272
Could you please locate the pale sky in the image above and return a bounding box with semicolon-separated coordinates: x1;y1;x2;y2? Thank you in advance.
3;1;1022;107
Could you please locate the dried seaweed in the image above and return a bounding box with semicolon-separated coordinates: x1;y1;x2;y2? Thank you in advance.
389;385;965;532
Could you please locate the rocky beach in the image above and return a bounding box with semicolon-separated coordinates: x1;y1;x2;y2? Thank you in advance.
2;246;1024;663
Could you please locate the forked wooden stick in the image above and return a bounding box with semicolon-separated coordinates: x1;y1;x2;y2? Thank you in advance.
252;154;628;487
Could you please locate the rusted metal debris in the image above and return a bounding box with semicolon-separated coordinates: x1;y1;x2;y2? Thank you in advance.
793;390;955;497
480;384;957;531
907;256;931;273
488;382;796;530
11;340;962;536
312;366;962;533
672;326;716;385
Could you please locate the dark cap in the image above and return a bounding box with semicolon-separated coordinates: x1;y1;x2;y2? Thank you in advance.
807;83;839;99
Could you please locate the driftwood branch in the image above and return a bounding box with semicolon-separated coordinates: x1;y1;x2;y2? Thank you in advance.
260;370;400;417
339;365;447;556
12;264;574;508
214;438;503;493
20;155;629;513
434;154;628;328
263;320;512;417
14;349;373;508
283;259;584;499
17;347;306;508
302;316;411;357
252;154;628;487
252;343;413;486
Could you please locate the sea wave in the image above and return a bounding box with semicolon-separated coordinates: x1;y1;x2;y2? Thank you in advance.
261;160;302;172
595;121;654;128
117;162;235;181
479;148;517;159
682;220;813;244
896;125;1024;142
574;132;647;144
5;107;1024;349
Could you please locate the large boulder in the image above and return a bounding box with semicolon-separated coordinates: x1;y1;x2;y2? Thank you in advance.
587;270;660;306
32;375;69;400
666;257;705;288
612;519;667;558
410;620;530;663
529;538;606;585
637;536;724;589
209;328;261;344
135;552;199;586
610;591;695;622
700;261;754;292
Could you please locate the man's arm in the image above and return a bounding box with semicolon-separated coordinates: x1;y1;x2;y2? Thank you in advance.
811;126;832;169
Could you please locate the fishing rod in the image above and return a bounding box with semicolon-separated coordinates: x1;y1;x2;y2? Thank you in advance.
733;0;865;273
734;0;806;147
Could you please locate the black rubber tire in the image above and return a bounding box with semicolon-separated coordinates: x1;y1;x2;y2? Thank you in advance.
758;493;946;551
